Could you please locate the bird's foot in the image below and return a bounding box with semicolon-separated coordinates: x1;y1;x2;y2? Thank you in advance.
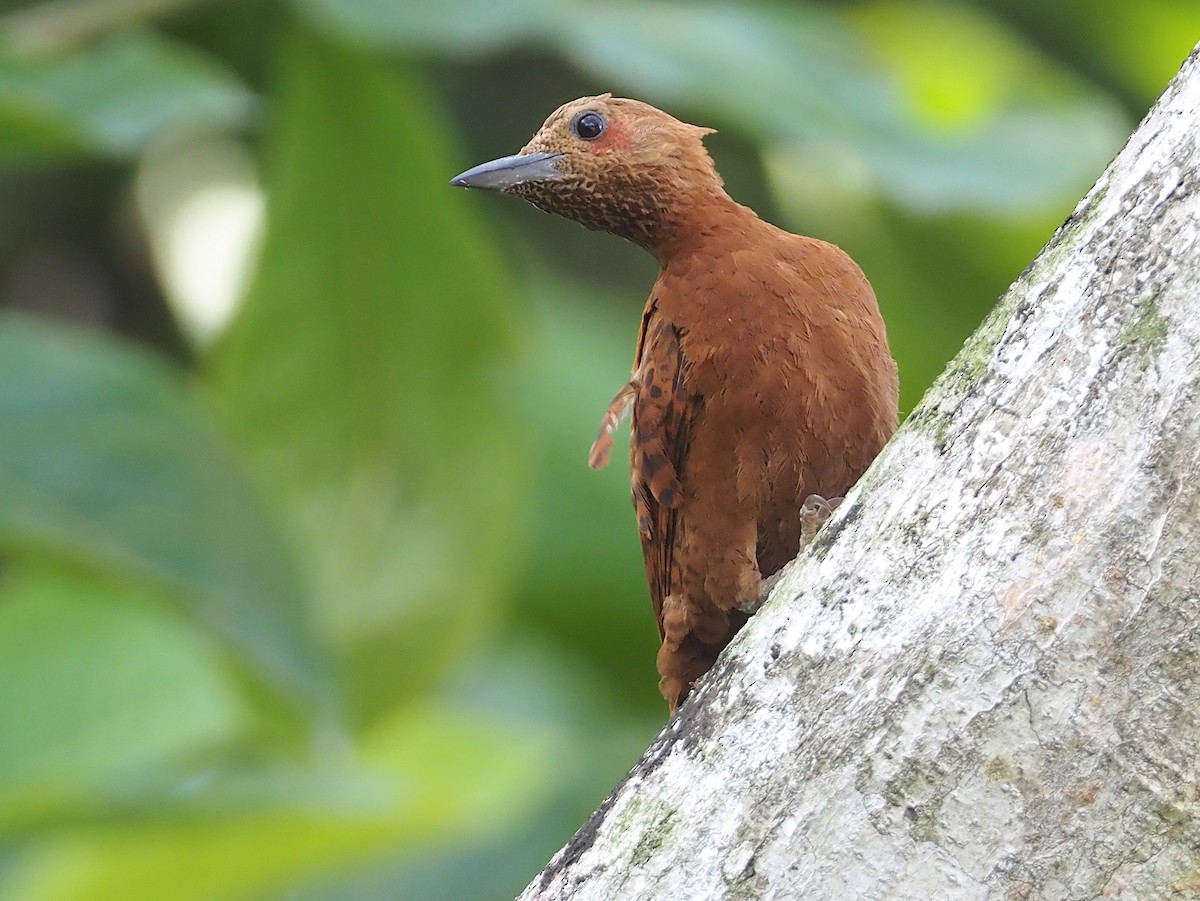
800;494;843;545
737;497;844;615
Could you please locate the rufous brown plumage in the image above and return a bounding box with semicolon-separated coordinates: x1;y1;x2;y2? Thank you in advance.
453;94;898;715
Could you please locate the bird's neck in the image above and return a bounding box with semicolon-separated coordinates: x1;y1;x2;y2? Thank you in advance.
643;188;758;267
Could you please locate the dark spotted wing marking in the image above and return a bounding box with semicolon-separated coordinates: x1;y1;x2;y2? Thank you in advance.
590;300;699;638
637;315;700;639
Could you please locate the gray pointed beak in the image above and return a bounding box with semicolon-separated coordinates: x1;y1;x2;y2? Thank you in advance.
450;151;564;191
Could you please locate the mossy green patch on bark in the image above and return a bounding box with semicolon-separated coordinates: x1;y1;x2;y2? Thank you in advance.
985;753;1017;782
897;286;1022;457
934;288;1021;400
618;799;678;868
1117;296;1169;366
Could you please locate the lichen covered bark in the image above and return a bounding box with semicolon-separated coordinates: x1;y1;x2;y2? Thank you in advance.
522;43;1200;901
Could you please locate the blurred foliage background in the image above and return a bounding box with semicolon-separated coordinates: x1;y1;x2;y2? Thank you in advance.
0;0;1193;898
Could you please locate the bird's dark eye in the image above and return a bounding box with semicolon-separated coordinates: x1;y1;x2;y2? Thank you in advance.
572;111;606;141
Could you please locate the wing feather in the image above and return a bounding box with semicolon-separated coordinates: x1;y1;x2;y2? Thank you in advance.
589;300;700;640
633;313;699;638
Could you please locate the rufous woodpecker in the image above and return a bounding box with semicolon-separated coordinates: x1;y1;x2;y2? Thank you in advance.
452;94;898;714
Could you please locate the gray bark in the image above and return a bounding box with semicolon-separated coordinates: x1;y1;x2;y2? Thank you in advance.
520;41;1200;901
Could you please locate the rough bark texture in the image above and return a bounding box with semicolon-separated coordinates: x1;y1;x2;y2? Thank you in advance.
521;42;1200;901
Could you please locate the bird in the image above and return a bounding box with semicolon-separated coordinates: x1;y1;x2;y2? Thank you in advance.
451;94;898;715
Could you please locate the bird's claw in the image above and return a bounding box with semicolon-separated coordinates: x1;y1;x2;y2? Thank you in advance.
738;496;844;614
800;494;843;545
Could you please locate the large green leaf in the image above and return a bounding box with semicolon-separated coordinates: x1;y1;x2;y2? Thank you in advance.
842;0;1127;214
0;565;245;830
0;29;253;162
0;701;559;901
0;313;325;703
976;0;1200;104
282;638;664;901
506;282;663;709
291;0;564;53
292;0;1127;215
205;30;523;719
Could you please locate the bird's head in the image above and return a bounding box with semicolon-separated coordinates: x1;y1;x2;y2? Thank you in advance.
450;94;723;254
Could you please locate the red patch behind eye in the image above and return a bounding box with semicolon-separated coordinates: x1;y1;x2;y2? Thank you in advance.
587;119;630;153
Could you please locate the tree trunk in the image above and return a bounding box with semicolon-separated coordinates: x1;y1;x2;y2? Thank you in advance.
521;41;1200;901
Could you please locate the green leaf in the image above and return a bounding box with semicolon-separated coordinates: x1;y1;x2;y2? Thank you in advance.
0;29;253;161
292;0;566;54
1;703;559;901
0;313;326;704
843;0;1128;214
281;638;664;900
506;282;662;709
0;565;245;830
293;0;1127;215
205;30;524;719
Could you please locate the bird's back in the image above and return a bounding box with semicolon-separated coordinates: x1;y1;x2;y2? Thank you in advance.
652;215;897;574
